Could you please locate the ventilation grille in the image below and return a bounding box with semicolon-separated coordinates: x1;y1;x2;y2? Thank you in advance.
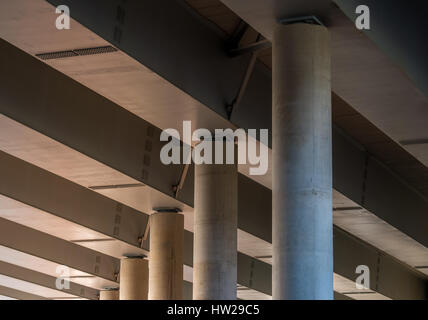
36;45;118;60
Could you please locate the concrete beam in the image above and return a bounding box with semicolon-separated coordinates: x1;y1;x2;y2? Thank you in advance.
0;150;149;253
182;277;351;301
0;150;425;298
47;0;258;123
0;285;49;300
38;0;428;253
234;226;428;299
0;149;264;295
0;208;271;297
2;30;428;259
0;149;271;295
0;38;427;298
334;292;353;300
0;217;120;283
334;228;427;300
0;260;99;300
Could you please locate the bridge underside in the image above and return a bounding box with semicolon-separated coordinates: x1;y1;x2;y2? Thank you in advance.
0;0;427;300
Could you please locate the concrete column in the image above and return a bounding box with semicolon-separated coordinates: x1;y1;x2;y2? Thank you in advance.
193;140;238;300
99;289;119;300
272;23;333;300
148;211;184;300
119;257;148;300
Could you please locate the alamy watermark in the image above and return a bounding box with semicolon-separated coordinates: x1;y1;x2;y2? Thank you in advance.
55;265;70;290
55;5;70;30
160;121;269;176
55;4;370;31
355;5;370;30
355;265;370;290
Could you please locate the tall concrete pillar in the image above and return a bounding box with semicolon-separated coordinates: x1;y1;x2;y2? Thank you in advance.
119;257;148;300
193;140;238;300
272;22;333;300
148;210;184;300
99;289;119;300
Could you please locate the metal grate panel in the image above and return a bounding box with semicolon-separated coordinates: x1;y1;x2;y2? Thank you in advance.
36;45;118;60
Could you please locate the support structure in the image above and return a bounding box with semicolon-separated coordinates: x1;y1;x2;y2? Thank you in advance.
1;30;428;299
0;217;119;284
272;23;333;300
0;260;99;300
0;285;48;300
193;140;238;300
119;258;148;300
99;289;119;300
148;210;184;300
4;34;428;259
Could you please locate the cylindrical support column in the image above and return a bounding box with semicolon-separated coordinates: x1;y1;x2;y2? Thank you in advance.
119;257;149;300
193;141;238;300
272;23;333;300
148;211;184;300
99;289;119;300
